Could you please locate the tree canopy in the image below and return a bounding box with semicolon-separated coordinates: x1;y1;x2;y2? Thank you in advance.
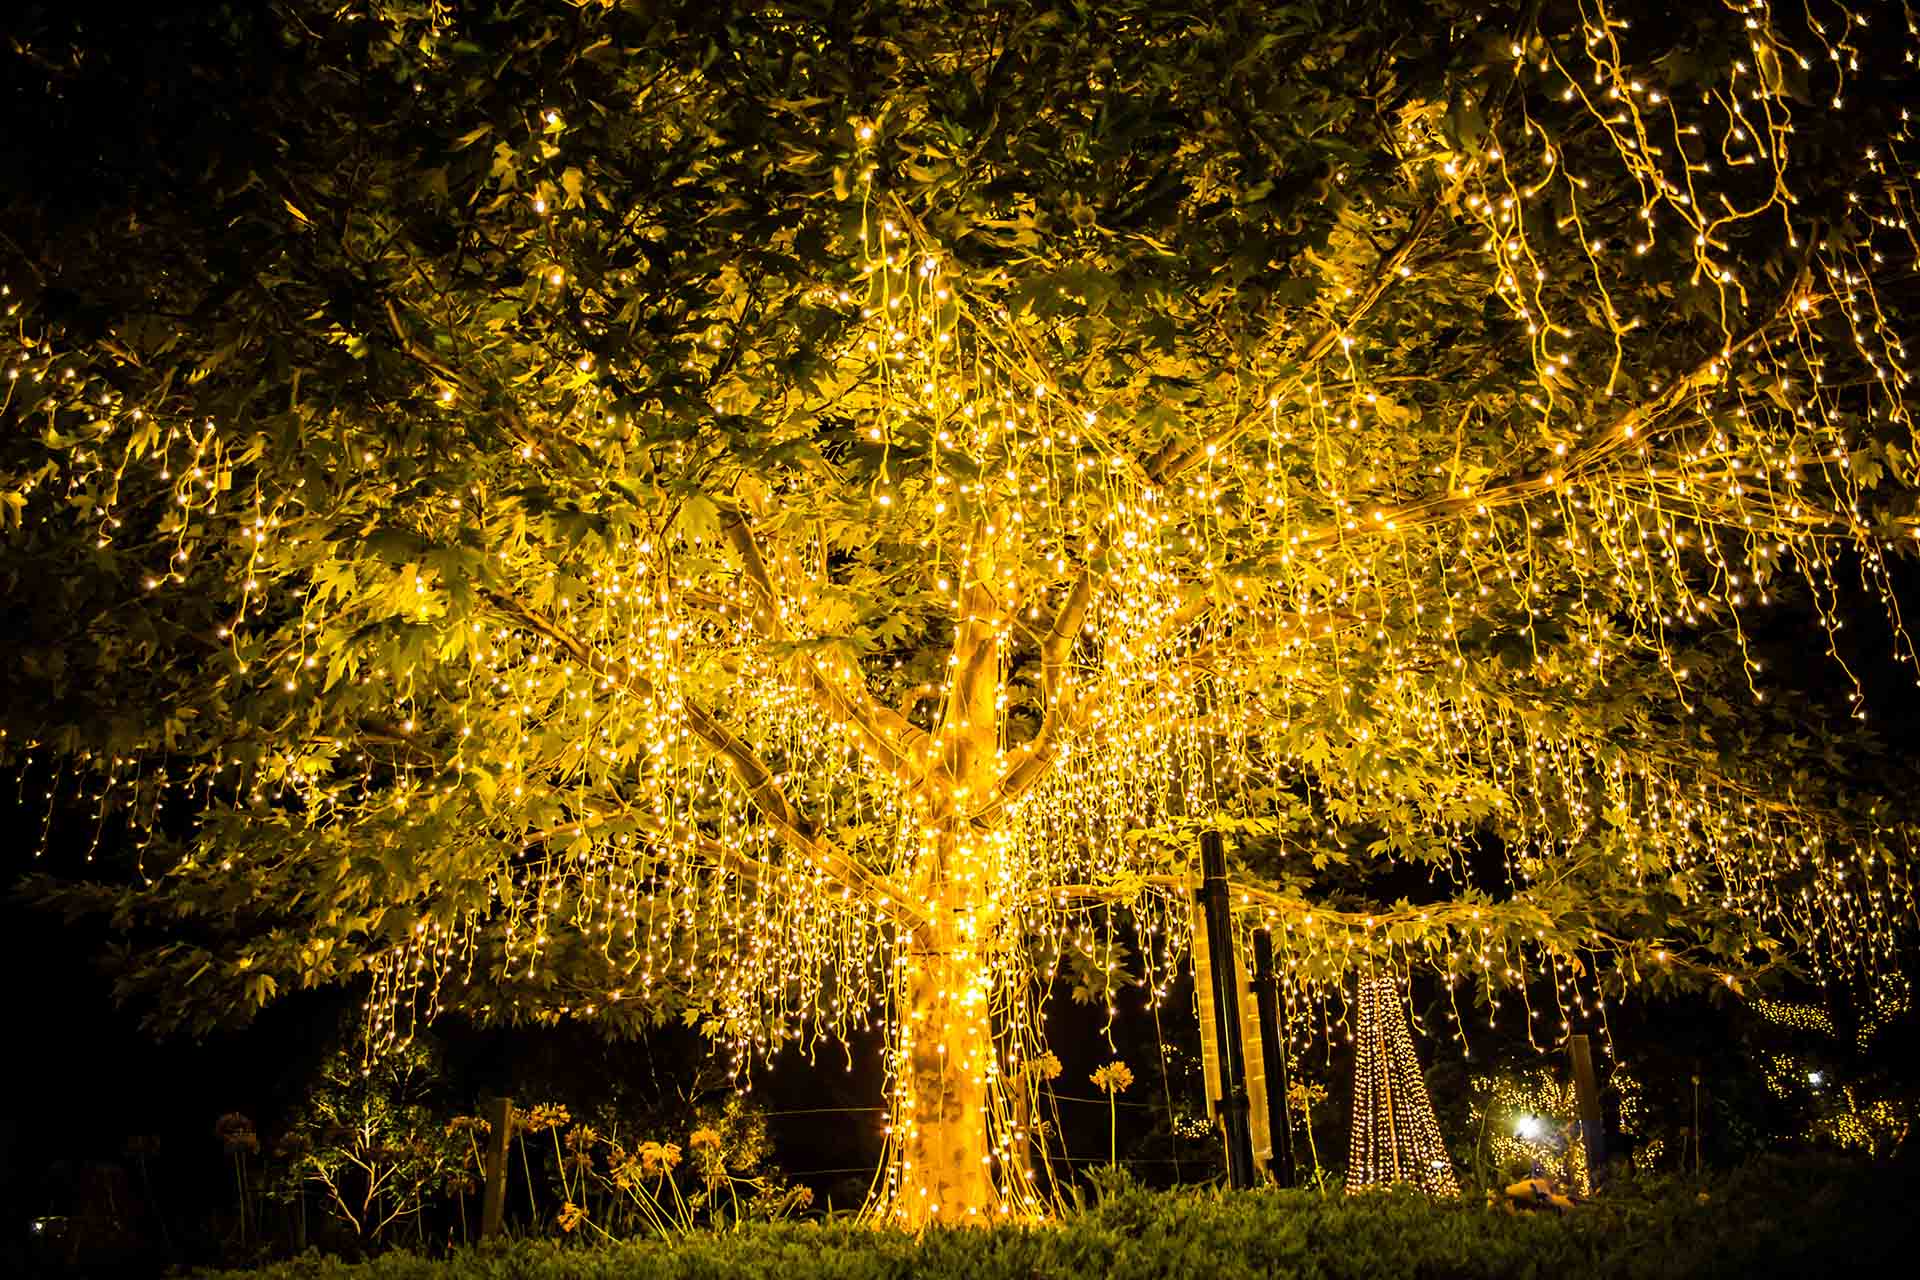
5;0;1920;1220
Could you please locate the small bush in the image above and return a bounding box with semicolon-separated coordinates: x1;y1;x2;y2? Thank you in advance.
192;1156;1916;1280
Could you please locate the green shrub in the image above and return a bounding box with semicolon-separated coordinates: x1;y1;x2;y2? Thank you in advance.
191;1156;1916;1280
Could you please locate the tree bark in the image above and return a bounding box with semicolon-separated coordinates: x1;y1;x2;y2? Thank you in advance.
888;878;999;1225
885;563;1016;1225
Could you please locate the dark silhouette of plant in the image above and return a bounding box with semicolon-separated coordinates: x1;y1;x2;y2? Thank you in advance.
214;1113;259;1248
122;1133;172;1255
274;1036;457;1245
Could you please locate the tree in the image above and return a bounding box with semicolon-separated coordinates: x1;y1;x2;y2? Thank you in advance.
4;0;1919;1225
277;1031;459;1247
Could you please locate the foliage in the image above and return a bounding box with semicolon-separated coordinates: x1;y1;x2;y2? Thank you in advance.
6;0;1920;1219
274;1035;463;1246
197;1157;1919;1280
225;1016;800;1250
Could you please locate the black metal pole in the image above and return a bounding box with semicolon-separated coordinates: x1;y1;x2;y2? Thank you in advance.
1200;829;1256;1189
480;1095;512;1238
1568;1034;1607;1184
1252;929;1296;1187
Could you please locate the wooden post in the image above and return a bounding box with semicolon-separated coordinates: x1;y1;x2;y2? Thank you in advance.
1252;929;1297;1186
1199;830;1257;1189
1567;1036;1606;1182
480;1095;513;1239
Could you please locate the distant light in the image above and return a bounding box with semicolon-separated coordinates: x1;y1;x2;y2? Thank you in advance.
1808;1071;1824;1085
1516;1115;1541;1138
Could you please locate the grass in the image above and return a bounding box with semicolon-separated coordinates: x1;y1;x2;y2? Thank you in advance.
192;1156;1919;1280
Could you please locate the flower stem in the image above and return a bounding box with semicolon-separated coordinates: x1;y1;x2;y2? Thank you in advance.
1108;1095;1117;1167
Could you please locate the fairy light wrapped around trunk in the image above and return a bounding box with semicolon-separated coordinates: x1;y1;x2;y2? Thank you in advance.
1348;976;1458;1197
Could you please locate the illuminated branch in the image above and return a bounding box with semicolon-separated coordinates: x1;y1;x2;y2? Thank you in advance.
1032;876;1667;963
1037;570;1095;707
517;809;814;895
1147;192;1447;484
974;568;1091;815
1028;874;1517;933
1619;474;1920;541
974;585;1241;823
717;509;935;792
381;298;574;464
939;568;1004;806
344;722;441;768
717;507;787;629
1167;600;1359;671
483;588;925;927
1287;280;1815;553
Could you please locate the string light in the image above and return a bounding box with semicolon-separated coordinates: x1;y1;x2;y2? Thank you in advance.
1348;977;1458;1197
1474;1068;1591;1195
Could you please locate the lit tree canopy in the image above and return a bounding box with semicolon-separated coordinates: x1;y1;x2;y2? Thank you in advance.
5;0;1920;1222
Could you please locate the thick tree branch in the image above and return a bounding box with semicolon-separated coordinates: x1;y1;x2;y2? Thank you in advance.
717;509;935;792
973;580;1229;824
1283;281;1814;555
482;587;925;926
969;569;1091;820
938;563;1005;807
1029;876;1612;954
1037;569;1094;704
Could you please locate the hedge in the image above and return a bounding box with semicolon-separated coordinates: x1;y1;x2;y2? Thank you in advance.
196;1157;1916;1280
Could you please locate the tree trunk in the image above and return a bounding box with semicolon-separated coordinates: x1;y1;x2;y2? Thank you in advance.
887;886;999;1225
881;566;1021;1225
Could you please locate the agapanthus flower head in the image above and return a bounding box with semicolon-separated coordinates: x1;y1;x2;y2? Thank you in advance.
637;1139;682;1174
215;1113;259;1154
1091;1061;1135;1095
